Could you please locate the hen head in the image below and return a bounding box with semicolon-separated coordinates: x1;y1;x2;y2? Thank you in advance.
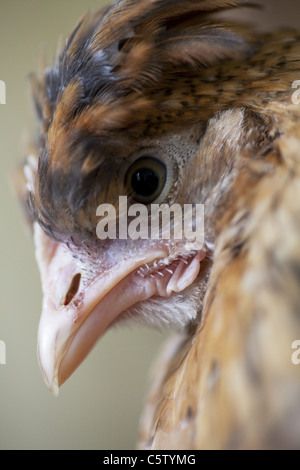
18;0;300;404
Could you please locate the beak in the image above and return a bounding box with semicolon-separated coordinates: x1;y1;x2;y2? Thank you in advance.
35;223;168;396
34;223;205;396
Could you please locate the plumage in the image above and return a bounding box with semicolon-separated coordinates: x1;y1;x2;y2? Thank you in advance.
17;0;300;449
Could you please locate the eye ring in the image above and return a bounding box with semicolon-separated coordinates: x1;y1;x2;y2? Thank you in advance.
125;156;167;204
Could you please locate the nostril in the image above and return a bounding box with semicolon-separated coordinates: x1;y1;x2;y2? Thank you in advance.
64;273;81;306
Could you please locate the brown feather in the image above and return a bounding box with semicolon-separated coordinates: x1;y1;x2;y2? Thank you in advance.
138;105;300;449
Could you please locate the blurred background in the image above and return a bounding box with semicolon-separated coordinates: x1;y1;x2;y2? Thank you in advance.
0;0;299;450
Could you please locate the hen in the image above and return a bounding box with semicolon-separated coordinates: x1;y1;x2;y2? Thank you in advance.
18;0;300;449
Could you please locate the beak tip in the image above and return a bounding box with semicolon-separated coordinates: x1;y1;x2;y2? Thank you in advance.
50;377;60;397
38;352;60;397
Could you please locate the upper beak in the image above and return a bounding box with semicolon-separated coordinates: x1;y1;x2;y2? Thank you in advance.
34;223;170;396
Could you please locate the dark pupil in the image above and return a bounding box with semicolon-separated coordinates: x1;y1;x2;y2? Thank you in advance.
131;167;159;198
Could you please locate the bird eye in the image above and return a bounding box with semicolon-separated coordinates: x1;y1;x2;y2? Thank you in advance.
125;156;167;204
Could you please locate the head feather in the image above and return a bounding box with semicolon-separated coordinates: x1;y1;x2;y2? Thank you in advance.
25;0;255;241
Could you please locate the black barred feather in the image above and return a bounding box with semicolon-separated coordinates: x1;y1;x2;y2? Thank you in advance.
21;0;300;244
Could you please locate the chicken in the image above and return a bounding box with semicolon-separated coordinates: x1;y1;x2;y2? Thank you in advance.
18;0;300;449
